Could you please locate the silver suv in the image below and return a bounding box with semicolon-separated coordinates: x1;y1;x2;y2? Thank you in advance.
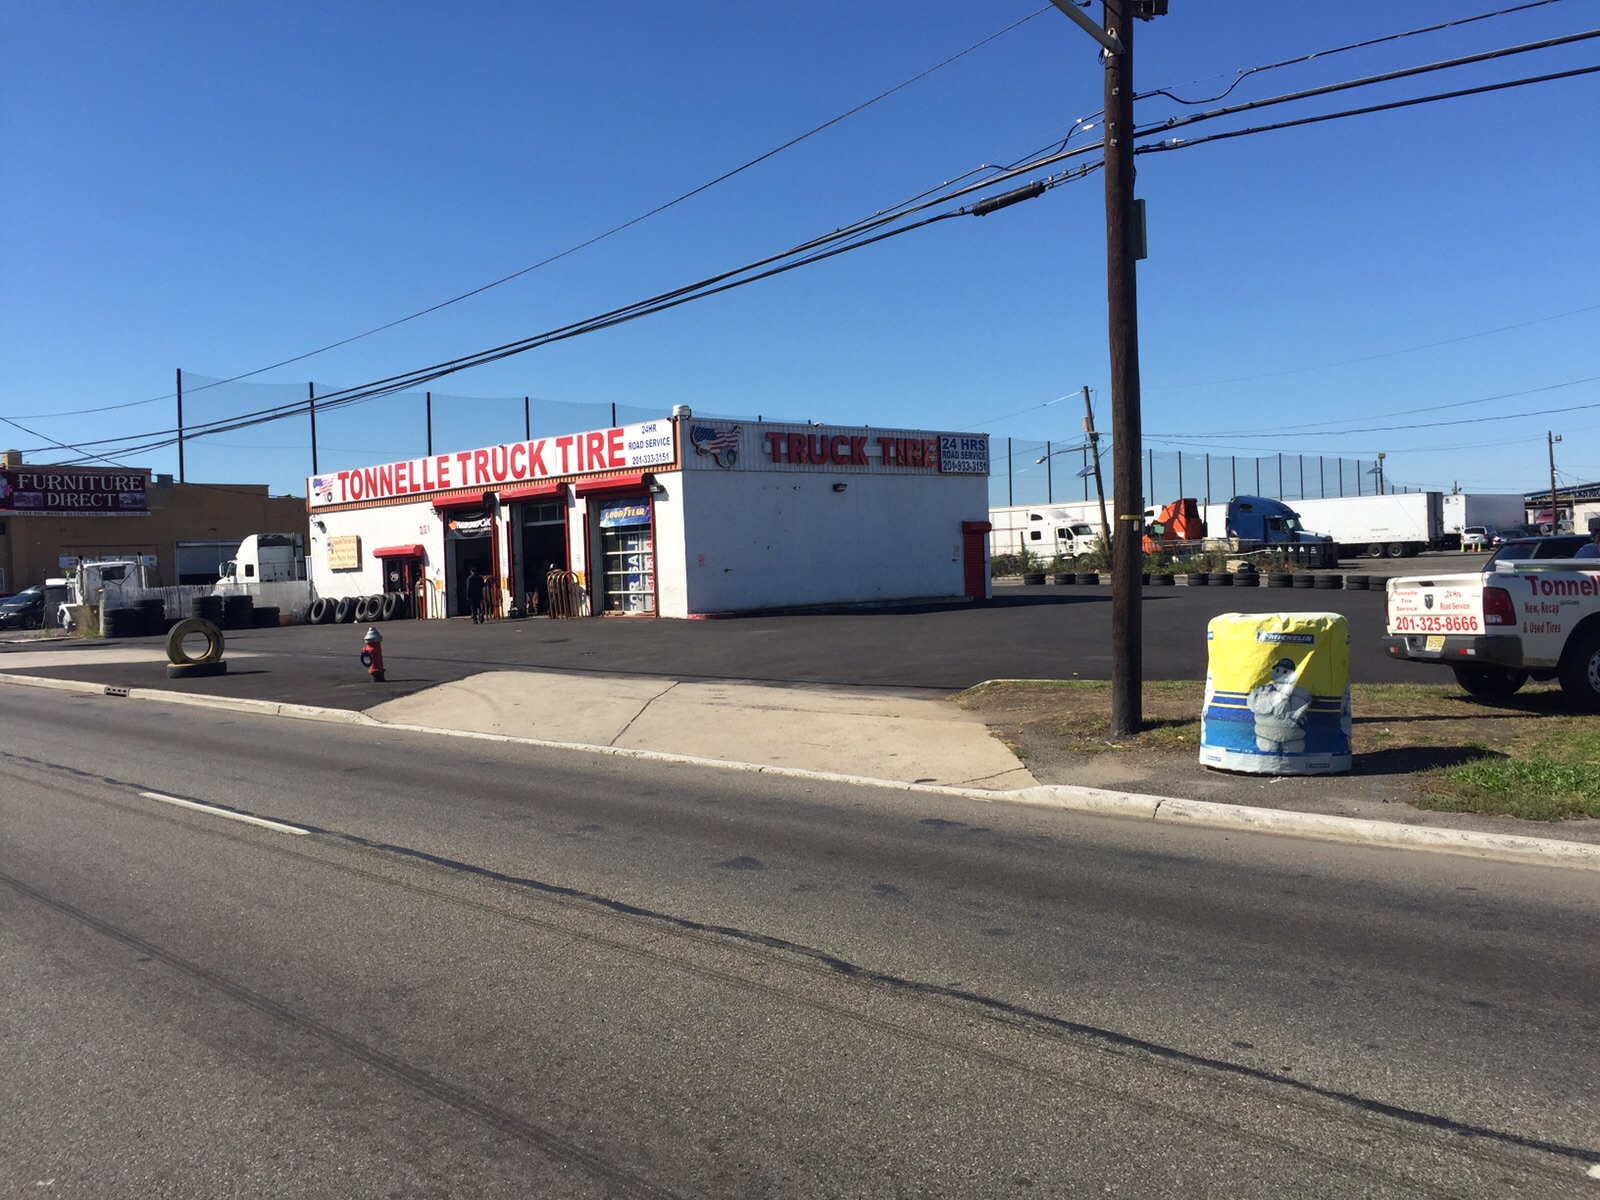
1460;525;1495;551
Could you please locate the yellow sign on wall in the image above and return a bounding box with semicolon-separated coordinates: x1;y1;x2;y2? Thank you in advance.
327;535;362;570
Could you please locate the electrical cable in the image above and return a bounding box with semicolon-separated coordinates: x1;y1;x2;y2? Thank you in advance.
1141;28;1600;141
1154;377;1600;439
36;141;1109;464
1146;304;1600;390
12;8;1054;423
1138;0;1570;107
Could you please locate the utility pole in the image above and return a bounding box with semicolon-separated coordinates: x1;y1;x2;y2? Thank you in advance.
1549;431;1562;532
308;382;319;476
1047;0;1164;736
175;368;185;484
1104;0;1144;737
1083;386;1111;551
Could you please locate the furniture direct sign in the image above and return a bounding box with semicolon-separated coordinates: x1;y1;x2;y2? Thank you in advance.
1;469;148;516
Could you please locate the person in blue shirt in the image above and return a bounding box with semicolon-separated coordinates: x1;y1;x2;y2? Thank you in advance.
1575;526;1600;560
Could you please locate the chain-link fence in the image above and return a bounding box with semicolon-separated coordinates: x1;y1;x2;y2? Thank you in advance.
171;374;768;493
989;440;1405;510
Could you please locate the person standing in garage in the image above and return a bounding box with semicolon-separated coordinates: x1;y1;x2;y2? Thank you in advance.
465;566;486;623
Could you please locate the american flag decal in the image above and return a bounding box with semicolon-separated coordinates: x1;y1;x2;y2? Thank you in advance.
689;424;741;468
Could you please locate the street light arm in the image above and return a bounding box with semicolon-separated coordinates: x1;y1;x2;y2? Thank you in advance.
1046;0;1123;55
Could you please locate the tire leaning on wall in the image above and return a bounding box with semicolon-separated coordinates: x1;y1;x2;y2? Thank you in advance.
165;618;228;679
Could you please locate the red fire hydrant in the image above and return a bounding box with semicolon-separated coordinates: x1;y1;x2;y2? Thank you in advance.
360;626;386;682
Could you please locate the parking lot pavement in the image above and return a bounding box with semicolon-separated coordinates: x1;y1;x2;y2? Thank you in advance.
0;584;1408;707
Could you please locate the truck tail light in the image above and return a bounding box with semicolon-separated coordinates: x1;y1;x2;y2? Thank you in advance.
1483;586;1516;626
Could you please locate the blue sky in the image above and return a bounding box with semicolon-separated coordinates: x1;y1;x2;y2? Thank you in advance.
3;2;1597;507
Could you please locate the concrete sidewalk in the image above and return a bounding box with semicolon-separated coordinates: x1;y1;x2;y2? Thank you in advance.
366;670;1037;790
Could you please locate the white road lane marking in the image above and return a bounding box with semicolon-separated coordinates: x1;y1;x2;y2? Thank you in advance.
138;792;308;835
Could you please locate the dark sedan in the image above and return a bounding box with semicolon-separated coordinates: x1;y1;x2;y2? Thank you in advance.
0;584;46;630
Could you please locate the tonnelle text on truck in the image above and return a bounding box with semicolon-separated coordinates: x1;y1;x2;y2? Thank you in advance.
1382;555;1600;708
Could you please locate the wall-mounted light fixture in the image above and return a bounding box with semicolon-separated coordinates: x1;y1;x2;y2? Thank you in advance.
832;482;848;493
645;474;667;497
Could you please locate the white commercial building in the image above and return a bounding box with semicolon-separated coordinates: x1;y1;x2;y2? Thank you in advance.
305;412;992;619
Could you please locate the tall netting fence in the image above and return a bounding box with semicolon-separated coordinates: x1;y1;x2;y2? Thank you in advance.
988;441;1406;510
172;374;771;493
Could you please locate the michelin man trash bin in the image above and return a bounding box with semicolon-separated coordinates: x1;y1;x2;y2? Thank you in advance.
1200;612;1352;775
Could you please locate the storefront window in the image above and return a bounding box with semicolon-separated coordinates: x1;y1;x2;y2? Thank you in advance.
597;497;654;614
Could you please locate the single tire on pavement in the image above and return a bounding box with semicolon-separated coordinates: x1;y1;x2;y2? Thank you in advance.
1451;663;1529;699
166;617;225;666
335;597;357;623
366;594;385;621
1557;625;1600;710
308;597;330;624
381;592;401;620
354;596;373;623
167;660;228;679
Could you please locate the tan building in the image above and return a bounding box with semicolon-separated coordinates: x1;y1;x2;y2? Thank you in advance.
0;450;307;593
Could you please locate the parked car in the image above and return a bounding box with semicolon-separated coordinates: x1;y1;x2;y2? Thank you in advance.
1460;525;1495;551
0;584;46;630
1483;534;1589;568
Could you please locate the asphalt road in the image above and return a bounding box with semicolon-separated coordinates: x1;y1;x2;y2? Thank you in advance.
4;688;1596;1197
1;582;1417;712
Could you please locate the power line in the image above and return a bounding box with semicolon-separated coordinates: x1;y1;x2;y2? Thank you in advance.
1145;304;1600;390
7;9;1052;424
36;143;1109;464
25;37;1600;465
1153;376;1600;439
1139;62;1600;156
1138;0;1571;107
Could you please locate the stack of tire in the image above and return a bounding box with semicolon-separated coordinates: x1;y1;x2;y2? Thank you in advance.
222;594;255;630
135;597;167;636
101;606;140;638
307;592;408;625
191;594;225;625
251;605;281;628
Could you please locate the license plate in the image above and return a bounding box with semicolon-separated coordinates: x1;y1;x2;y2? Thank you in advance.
1425;635;1445;652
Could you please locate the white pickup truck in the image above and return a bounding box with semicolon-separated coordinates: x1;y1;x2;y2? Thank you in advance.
1382;541;1600;708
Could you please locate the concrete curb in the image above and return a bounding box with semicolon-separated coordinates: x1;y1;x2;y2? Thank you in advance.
3;671;1596;871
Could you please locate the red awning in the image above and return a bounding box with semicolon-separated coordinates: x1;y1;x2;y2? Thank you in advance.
432;492;492;512
572;472;648;498
499;481;566;503
373;544;425;559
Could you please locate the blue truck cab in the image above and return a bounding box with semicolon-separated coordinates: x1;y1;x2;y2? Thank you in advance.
1225;496;1330;546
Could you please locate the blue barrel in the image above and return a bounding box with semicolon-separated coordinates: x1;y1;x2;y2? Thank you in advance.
1200;612;1352;775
